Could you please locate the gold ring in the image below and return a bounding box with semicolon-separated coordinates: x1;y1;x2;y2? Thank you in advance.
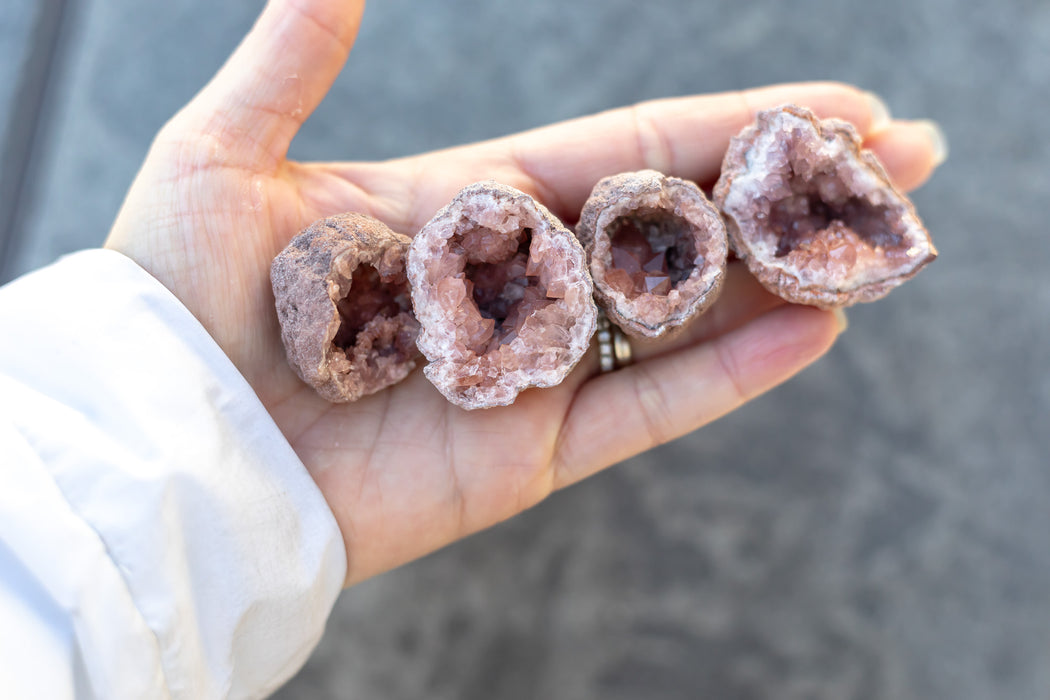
596;312;633;372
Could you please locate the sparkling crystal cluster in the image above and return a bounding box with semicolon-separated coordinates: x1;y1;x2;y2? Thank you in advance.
271;104;935;409
714;104;936;308
576;170;728;339
408;181;596;410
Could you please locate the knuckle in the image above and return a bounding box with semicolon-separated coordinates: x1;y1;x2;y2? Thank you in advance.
631;365;675;448
631;103;673;174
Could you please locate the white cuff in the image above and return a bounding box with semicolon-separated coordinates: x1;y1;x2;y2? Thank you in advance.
0;250;346;699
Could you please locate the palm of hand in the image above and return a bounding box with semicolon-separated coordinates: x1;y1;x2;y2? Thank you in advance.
109;133;606;582
104;1;938;585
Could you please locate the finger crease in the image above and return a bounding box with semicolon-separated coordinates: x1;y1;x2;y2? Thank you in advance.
631;364;675;449
631;103;674;175
442;409;468;537
733;89;759;123
282;0;356;54
547;391;582;493
385;158;431;234
508;141;569;218
713;335;749;405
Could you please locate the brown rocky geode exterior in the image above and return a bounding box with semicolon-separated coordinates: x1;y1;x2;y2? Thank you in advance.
714;104;937;308
408;181;597;410
576;170;728;338
271;213;419;403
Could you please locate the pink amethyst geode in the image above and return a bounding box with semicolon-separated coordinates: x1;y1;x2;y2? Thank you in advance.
714;104;936;308
271;213;420;402
576;170;728;338
408;181;597;410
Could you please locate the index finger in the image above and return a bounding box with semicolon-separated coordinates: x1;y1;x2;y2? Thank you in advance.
502;81;887;219
339;82;926;231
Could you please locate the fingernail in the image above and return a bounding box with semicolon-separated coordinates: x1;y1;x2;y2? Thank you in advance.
832;307;849;333
916;119;949;167
864;91;892;133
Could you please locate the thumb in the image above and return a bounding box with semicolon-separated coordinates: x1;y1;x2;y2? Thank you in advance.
175;0;366;167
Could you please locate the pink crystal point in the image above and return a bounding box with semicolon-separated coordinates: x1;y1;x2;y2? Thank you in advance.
576;170;728;338
271;212;420;403
713;104;937;308
408;181;597;410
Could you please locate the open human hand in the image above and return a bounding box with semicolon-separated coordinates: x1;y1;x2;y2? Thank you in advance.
105;0;943;586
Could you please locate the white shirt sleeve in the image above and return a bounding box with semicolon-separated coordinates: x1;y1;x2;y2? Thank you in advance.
0;250;347;699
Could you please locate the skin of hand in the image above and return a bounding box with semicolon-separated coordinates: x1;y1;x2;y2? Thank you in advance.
104;0;943;586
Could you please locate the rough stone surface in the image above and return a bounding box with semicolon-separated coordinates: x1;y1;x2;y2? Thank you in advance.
271;213;419;403
408;181;596;409
577;170;728;338
714;104;937;308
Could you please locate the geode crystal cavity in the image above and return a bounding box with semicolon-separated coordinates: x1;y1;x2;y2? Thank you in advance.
714;104;936;308
271;212;420;402
576;170;728;338
408;181;597;410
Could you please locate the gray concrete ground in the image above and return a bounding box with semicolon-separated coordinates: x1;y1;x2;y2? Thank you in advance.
2;0;1048;698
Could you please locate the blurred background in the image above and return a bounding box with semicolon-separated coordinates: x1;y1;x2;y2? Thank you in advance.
2;0;1048;698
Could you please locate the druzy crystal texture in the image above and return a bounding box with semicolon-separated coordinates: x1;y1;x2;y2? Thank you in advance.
271;213;420;402
714;104;936;308
576;170;728;338
408;181;597;410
